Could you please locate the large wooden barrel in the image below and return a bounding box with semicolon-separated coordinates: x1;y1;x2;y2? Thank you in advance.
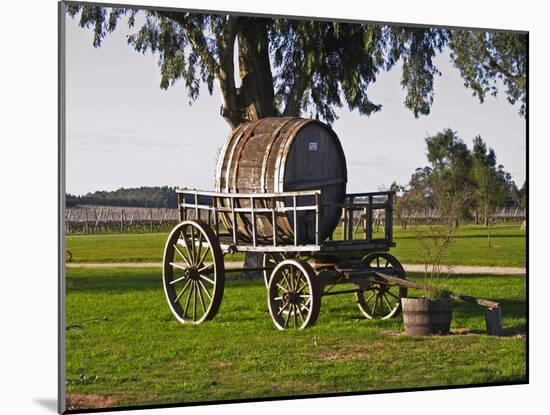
215;117;347;244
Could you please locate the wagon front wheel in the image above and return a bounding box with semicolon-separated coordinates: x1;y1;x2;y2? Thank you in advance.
162;220;224;324
267;259;320;330
355;252;407;320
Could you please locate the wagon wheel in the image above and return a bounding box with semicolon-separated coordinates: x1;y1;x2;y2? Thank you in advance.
162;220;224;324
262;252;296;288
267;259;321;330
355;253;408;320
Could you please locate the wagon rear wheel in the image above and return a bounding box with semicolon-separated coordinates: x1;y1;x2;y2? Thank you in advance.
355;253;407;320
267;259;321;330
162;220;224;324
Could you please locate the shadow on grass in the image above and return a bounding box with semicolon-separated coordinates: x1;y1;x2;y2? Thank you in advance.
452;324;526;337
67;270;259;293
453;298;526;320
67;273;160;292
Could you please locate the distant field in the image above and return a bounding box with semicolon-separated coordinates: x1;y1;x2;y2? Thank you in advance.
65;223;526;267
65;268;526;408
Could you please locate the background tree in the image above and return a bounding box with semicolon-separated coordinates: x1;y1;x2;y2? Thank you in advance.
425;129;474;224
66;5;526;129
395;130;520;226
393;167;434;228
471;136;511;225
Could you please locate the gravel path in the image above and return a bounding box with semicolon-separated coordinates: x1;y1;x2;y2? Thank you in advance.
65;261;526;275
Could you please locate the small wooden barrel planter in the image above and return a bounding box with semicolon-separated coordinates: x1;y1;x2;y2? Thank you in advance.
401;298;454;336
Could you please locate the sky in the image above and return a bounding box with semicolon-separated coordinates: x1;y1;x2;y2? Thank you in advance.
65;11;526;196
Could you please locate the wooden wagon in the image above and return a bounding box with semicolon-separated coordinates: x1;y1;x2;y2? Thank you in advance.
162;117;409;330
162;188;411;330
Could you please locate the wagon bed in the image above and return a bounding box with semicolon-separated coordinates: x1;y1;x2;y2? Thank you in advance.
176;188;395;254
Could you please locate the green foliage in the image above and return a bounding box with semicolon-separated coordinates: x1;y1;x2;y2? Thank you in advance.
471;136;512;224
430;288;453;300
425;129;474;219
397;129;519;225
66;5;526;127
66;186;178;208
449;31;527;117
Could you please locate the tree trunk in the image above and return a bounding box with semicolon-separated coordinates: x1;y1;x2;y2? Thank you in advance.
237;23;277;120
219;20;278;128
219;20;280;278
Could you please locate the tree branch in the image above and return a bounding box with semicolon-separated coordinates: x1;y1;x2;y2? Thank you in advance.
154;11;218;73
480;41;523;83
283;68;310;116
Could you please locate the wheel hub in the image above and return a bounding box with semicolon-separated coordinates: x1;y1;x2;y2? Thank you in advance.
186;267;200;281
284;291;300;305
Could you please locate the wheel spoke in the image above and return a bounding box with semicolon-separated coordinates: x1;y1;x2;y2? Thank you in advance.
199;274;215;285
364;290;376;307
377;294;386;314
296;281;308;294
292;269;300;290
174;279;192;304
281;268;292;287
198;263;214;274
277;302;290;316
193;281;198;321
197;281;207;314
170;273;188;285
197;246;211;269
382;293;394;312
198;280;212;301
284;306;292;327
169;261;188;272
385;259;390;268
268;253;278;265
183;283;194;317
190;227;197;265
296;302;305;322
276;283;288;292
280;272;292;290
386;290;400;300
173;244;192;266
293;305;298;328
195;231;204;266
180;230;194;265
372;294;378;315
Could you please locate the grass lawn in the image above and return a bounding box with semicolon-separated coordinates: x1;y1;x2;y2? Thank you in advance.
65;223;526;267
65;267;526;408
